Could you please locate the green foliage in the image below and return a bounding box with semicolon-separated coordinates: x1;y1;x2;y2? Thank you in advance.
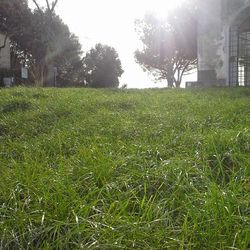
83;44;124;88
0;0;34;65
0;0;83;87
135;5;197;88
0;87;249;249
31;10;83;86
0;0;30;40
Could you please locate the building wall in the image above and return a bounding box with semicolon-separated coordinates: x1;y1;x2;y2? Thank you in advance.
0;33;11;70
197;0;250;85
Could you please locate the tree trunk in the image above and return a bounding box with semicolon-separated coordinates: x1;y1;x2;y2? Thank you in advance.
167;76;174;88
175;81;181;88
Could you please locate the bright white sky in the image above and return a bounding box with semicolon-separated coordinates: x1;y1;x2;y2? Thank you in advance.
29;0;196;88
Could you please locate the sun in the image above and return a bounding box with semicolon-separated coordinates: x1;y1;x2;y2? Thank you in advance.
143;0;185;18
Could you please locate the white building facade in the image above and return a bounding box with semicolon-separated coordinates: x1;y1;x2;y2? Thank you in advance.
198;0;250;86
0;33;11;70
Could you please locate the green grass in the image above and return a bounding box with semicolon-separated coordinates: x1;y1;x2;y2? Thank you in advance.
0;87;249;249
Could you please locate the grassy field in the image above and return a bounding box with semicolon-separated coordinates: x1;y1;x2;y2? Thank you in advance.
0;87;249;249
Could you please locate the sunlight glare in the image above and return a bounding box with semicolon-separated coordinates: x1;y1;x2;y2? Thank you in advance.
143;0;185;18
28;0;191;88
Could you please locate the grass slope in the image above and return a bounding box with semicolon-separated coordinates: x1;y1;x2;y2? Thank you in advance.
0;87;249;249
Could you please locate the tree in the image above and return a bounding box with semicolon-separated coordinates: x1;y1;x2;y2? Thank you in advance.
28;9;83;86
0;0;32;58
28;0;83;86
0;0;83;86
0;0;32;83
83;44;124;88
31;0;59;14
0;0;31;39
135;5;197;88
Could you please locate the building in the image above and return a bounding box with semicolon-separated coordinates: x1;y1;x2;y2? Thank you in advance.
0;33;11;70
197;0;250;86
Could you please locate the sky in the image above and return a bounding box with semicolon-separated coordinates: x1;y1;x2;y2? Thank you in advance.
29;0;196;88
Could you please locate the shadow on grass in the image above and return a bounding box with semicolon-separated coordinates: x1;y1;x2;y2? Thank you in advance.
2;101;32;113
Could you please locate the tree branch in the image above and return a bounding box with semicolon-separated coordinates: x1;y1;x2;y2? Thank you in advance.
45;0;51;11
51;0;59;12
32;0;43;14
180;61;191;83
32;0;58;14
